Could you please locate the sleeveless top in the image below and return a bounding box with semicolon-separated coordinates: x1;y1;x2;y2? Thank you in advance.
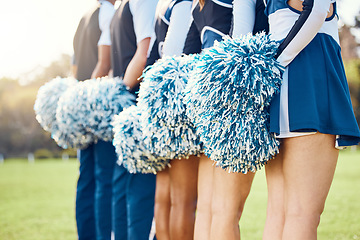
265;0;360;147
73;5;101;81
110;0;137;79
147;0;192;66
183;0;269;54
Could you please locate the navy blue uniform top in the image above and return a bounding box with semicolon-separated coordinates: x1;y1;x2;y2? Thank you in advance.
73;5;101;81
147;0;192;66
183;0;268;55
110;0;137;79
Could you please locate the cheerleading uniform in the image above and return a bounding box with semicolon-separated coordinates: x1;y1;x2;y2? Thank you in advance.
264;0;360;147
147;0;193;66
73;2;116;240
183;0;268;54
110;1;158;239
183;0;233;53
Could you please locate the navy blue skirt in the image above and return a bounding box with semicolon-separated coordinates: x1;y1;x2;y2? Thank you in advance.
270;33;360;147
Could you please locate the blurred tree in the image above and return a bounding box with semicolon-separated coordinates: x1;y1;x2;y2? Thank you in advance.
0;54;72;158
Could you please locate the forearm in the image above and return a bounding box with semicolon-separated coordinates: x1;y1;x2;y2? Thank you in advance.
162;1;192;57
276;0;332;66
91;45;111;79
91;61;111;79
232;0;256;38
123;38;150;89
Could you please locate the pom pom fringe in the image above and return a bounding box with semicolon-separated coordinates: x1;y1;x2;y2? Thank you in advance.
34;77;78;132
53;77;135;149
54;79;97;149
138;55;202;160
85;76;136;141
184;33;284;173
112;106;170;174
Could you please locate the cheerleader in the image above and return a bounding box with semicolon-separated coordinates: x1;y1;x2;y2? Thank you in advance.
145;1;193;239
254;0;360;239
183;0;269;239
110;1;159;239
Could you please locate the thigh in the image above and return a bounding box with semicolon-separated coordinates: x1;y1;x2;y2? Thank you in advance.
155;168;170;202
168;156;199;202
94;140;116;180
127;173;156;239
265;150;285;207
197;155;214;203
112;164;130;240
78;144;95;180
212;167;255;215
282;133;339;214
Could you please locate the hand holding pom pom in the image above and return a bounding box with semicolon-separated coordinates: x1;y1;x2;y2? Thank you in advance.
86;76;136;141
184;33;284;173
112;106;170;174
34;77;78;133
138;55;202;160
54;79;97;149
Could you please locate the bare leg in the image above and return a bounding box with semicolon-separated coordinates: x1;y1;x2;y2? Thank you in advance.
154;167;170;240
194;154;214;240
263;151;285;240
169;156;199;240
282;133;338;240
210;167;255;240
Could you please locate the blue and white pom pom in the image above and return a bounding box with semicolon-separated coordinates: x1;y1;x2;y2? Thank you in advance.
34;77;77;132
184;33;284;173
138;55;202;160
112;106;170;174
54;79;97;149
86;76;136;141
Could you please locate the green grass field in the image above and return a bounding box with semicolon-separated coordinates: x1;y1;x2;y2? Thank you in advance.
0;151;359;240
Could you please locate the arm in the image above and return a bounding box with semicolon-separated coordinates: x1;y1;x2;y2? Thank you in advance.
232;0;256;38
91;45;112;78
276;0;333;67
124;0;158;88
162;1;193;57
123;37;151;88
71;55;78;77
91;1;115;78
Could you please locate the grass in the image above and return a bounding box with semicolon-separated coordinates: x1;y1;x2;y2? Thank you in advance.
241;149;360;239
0;159;79;240
0;151;359;240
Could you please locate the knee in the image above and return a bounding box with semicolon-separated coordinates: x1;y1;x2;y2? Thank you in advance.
211;202;243;223
285;206;323;227
171;197;197;212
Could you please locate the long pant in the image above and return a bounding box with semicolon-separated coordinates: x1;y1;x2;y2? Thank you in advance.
112;163;156;240
76;140;116;240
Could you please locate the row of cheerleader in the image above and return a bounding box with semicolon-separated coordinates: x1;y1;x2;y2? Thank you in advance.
35;0;360;239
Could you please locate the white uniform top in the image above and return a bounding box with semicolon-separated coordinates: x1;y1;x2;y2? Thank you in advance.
162;1;193;57
129;0;159;44
98;0;116;46
266;0;338;67
232;0;257;38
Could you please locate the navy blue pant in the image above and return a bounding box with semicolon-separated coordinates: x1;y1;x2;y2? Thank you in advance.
76;140;116;240
112;163;156;240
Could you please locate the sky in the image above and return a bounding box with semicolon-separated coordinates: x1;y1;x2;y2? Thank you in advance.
0;0;359;79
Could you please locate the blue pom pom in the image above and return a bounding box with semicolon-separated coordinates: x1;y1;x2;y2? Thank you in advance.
53;77;135;149
54;79;97;149
112;106;170;174
86;77;136;141
138;55;202;160
34;77;77;133
184;33;284;173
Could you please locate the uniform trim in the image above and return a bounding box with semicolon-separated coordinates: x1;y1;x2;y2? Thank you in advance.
161;15;170;25
275;0;314;59
200;26;226;43
212;0;232;8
